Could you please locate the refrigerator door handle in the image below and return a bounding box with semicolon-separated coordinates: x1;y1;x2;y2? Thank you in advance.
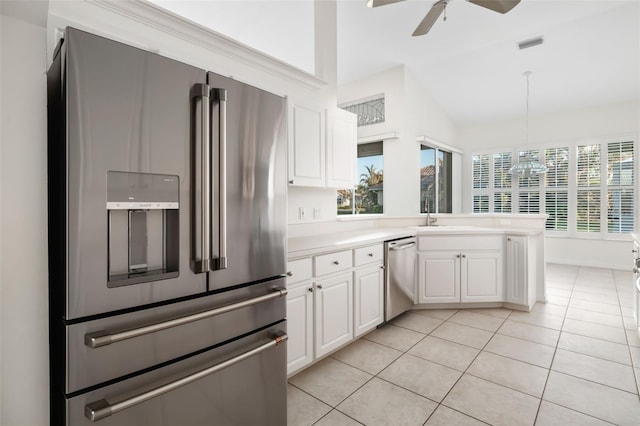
84;332;288;422
85;288;288;348
191;83;211;273
212;88;228;270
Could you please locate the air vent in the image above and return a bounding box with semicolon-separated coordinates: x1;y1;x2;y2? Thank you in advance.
518;36;544;50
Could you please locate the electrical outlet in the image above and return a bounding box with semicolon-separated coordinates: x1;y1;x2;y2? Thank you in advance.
299;207;306;220
313;208;321;219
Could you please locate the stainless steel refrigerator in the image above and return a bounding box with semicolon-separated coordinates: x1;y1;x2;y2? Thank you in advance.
47;27;288;425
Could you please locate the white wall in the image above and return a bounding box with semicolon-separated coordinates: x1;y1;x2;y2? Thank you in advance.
338;65;406;140
333;65;458;219
0;13;49;426
457;100;640;269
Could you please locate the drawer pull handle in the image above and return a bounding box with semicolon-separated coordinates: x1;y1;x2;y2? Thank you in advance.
317;285;323;289
85;333;288;422
286;272;293;277
368;253;374;257
308;287;313;292
84;289;288;348
333;261;340;265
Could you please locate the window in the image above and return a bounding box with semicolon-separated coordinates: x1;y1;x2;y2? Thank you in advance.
337;142;383;215
471;139;636;237
473;195;489;213
339;95;385;127
420;145;452;213
493;152;512;213
607;141;634;233
545;147;569;230
471;154;490;213
472;154;490;190
517;150;541;214
576;144;601;232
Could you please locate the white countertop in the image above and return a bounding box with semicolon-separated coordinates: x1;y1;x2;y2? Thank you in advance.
288;225;542;258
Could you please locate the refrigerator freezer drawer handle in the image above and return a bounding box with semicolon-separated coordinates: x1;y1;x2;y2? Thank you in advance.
84;332;288;422
192;83;211;273
212;88;228;270
85;288;288;348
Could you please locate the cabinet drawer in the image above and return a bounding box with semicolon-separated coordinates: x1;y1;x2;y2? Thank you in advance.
418;235;502;251
314;250;353;276
286;258;312;286
354;244;384;267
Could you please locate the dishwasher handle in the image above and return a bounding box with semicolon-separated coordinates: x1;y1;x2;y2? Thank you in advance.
389;242;416;251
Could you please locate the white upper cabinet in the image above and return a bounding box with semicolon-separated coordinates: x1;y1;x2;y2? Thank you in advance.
326;108;356;189
288;100;326;187
287;99;356;188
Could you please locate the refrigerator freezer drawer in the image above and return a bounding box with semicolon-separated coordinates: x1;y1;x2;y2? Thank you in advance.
66;279;286;394
67;323;287;426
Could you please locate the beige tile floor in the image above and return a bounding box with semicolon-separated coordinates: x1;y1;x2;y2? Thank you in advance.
287;264;640;425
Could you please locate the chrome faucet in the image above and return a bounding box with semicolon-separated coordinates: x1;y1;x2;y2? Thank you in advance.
424;199;438;226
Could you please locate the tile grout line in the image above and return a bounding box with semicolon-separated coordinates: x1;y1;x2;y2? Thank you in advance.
292;265;640;425
613;266;640;401
422;309;511;425
536;266;638;424
533;265;578;425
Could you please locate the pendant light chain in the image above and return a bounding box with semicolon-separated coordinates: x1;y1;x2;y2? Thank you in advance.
525;71;530;147
508;70;548;176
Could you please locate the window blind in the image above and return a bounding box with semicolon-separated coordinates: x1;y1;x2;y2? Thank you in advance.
607;141;634;233
545;191;568;230
472;155;490;189
473;195;489;213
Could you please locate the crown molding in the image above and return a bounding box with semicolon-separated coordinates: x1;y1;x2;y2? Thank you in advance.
82;0;327;92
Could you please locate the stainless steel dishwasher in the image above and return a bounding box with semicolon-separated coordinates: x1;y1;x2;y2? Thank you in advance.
384;237;417;322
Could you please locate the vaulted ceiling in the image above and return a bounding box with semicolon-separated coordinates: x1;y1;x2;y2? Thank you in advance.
136;1;640;126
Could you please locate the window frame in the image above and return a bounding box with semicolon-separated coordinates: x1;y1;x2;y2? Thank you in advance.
420;142;453;214
337;141;384;216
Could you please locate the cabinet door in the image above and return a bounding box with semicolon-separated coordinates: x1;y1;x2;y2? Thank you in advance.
286;283;314;375
461;251;503;302
505;236;527;305
354;264;384;337
326;108;356;188
315;272;353;357
418;252;460;304
288;101;325;187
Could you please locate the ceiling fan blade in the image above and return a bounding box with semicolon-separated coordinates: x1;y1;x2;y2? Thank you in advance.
367;0;406;8
467;0;521;14
412;0;447;37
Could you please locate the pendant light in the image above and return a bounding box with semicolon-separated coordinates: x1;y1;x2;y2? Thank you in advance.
509;71;548;177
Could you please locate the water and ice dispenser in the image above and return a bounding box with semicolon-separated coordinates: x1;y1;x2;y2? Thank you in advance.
107;171;180;286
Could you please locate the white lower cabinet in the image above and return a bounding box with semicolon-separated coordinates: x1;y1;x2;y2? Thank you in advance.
418;235;503;304
418;252;460;303
286;243;383;375
505;235;536;310
314;272;353;357
353;264;384;337
461;251;503;302
286;283;313;374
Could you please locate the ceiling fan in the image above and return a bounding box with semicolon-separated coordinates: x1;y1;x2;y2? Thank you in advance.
367;0;521;36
